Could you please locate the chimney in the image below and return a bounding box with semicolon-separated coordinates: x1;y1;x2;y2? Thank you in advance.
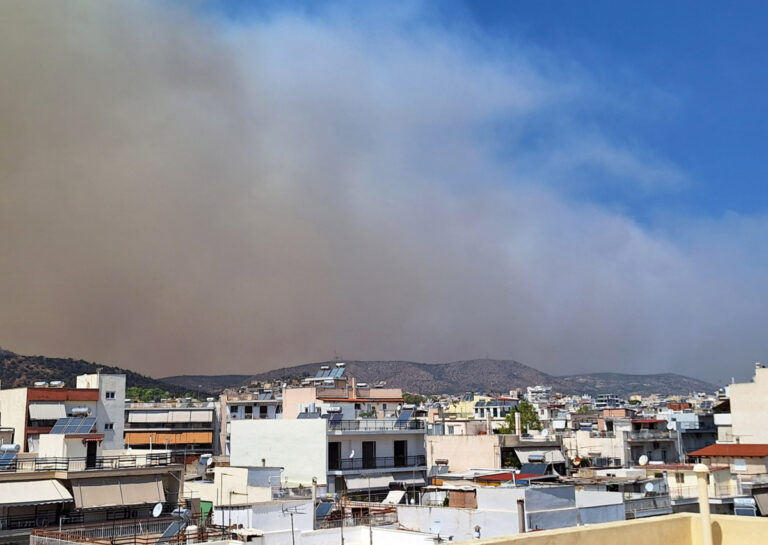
515;412;522;437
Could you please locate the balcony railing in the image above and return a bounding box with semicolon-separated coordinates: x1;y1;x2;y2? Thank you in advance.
624;495;672;518
590;431;616;438
669;483;739;500
328;454;426;471
627;430;675;441
0;453;176;473
329;419;425;432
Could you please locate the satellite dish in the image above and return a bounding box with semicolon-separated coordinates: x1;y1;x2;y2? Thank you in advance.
666;422;676;431
152;502;163;518
206;457;214;466
644;482;655;493
639;455;649;466
541;429;549;436
348;450;355;458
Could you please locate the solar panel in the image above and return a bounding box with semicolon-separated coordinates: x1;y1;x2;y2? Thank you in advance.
315;502;333;523
328;413;343;428
0;452;16;470
297;412;320;419
395;409;413;428
50;418;69;434
50;416;97;434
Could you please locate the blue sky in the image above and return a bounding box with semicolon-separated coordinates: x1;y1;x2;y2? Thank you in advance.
214;0;768;221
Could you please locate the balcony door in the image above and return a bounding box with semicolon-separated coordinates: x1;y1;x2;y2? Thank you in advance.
328;441;341;470
394;440;408;467
362;441;376;469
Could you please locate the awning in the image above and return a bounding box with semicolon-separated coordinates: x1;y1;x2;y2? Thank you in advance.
382;490;406;505
145;412;169;423
124;431;213;445
0;480;73;506
128;411;147;423
71;476;165;509
191;410;213;422
344;474;394;490
391;472;426;486
514;448;565;463
28;403;66;420
754;491;768;516
170;411;191;423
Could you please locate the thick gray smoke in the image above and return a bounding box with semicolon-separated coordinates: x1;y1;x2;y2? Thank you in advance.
1;1;764;383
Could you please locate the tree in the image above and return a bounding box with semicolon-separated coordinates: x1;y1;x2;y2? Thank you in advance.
496;401;542;433
402;393;427;406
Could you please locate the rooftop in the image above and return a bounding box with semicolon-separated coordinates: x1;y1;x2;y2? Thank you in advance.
689;443;768;457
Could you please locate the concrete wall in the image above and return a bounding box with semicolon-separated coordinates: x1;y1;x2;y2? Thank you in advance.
230;419;327;486
426;435;500;470
561;431;626;466
282;388;319;421
78;373;126;449
0;388;27;449
730;366;768;443
397;504;522;541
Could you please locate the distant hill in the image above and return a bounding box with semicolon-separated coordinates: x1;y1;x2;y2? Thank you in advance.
161;359;718;396
0;346;198;395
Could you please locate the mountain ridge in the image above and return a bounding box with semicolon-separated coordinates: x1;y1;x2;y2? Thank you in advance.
162;359;718;396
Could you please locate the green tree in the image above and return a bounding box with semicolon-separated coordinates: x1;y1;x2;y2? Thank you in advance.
496;401;542;433
402;393;427;406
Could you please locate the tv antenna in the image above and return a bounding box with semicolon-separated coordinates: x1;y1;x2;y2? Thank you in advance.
282;504;306;545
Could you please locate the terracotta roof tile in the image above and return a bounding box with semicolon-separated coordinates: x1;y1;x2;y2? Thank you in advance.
688;444;768;457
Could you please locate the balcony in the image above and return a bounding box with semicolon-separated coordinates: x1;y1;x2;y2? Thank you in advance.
0;453;177;474
328;419;425;432
669;483;739;500
328;454;426;471
627;430;675;441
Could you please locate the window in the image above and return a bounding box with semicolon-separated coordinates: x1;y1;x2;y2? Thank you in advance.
734;458;747;472
105;391;116;399
675;472;684;484
104;423;114;430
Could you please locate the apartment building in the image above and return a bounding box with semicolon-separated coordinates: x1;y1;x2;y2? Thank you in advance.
124;399;218;455
218;389;282;455
0;374;125;452
728;362;768;443
230;408;428;499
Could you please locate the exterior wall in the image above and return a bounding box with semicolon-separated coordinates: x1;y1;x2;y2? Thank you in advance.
77;374;126;450
561;430;626;466
214;499;313;532
230;419;327;486
699;455;768;475
397;504;522;540
282;388;320;420
730;366;768;443
184;466;272;505
426;435;500;470
0;388;27;449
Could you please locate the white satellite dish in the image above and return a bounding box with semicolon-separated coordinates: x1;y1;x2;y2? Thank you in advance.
644;482;655;493
541;429;549;436
639;455;649;466
206;457;214;467
152;502;163;518
349;450;355;458
666;421;676;431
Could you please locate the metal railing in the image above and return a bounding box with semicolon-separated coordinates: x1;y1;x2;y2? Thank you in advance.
317;511;398;530
669;483;739;499
329;420;425;432
624;495;672;518
0;453;175;473
329;455;426;471
590;431;616;438
31;526;229;545
627;430;675;440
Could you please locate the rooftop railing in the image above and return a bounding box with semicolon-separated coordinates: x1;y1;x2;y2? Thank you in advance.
329;419;425;432
0;453;177;474
328;454;426;471
627;430;675;441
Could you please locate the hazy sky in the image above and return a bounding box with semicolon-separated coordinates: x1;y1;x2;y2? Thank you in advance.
1;1;766;384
